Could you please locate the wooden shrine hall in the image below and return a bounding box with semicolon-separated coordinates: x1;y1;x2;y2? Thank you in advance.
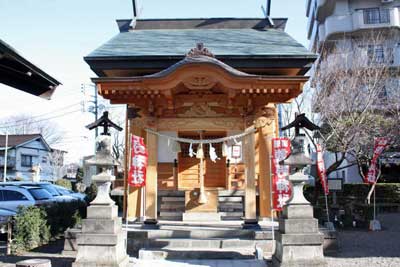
85;17;316;225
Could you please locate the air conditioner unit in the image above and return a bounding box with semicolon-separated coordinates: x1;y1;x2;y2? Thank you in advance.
382;0;393;3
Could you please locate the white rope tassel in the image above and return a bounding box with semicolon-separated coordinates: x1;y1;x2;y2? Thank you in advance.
222;142;228;157
209;143;220;162
189;143;195;157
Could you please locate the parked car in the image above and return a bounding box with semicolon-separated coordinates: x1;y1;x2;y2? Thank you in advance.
0;185;53;212
0;208;15;234
53;185;86;201
1;182;77;202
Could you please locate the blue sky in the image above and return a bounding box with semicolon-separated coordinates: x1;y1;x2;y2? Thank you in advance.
0;0;309;163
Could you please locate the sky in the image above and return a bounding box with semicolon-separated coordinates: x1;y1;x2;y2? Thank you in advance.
0;0;309;163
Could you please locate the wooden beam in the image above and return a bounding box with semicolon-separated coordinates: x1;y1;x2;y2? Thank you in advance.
145;129;158;221
244;127;257;221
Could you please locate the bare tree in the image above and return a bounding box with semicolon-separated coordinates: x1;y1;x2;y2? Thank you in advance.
0;114;65;145
312;31;400;179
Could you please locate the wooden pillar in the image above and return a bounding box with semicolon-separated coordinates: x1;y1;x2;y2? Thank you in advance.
244;127;257;224
255;108;276;219
125;119;144;220
144;129;158;222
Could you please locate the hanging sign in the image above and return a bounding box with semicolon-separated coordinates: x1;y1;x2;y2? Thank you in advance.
365;137;389;184
271;138;292;211
231;145;241;159
128;135;148;187
316;144;329;195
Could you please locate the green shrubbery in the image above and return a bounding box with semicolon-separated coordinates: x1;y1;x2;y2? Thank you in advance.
11;206;50;255
45;201;86;237
55;178;72;190
11;201;86;254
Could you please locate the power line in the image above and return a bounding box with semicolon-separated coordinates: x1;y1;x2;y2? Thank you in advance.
0;101;82;127
0;109;82;129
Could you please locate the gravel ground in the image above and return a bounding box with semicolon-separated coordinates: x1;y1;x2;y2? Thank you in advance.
326;212;400;267
1;213;399;266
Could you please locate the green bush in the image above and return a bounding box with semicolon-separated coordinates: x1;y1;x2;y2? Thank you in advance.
11;206;50;255
85;182;98;203
55;179;72;190
45;201;87;237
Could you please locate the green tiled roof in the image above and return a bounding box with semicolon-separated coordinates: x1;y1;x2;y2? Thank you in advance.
87;29;314;58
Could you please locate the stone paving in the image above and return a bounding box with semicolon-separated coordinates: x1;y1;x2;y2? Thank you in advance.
1;213;400;267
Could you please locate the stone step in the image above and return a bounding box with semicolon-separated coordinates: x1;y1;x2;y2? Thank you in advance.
159;211;183;217
158;216;182;221
219;196;243;202
218;190;245;197
138;248;260;260
219;202;244;209
219;212;244;217
130;259;268;267
160;203;185;209
161;197;185;202
128;229;273;240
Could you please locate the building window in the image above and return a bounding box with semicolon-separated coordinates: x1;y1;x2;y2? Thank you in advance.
363;8;390;24
368;45;385;63
42;156;47;164
21;155;33;167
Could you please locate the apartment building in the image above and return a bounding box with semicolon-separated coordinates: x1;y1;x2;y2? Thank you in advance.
305;0;400;183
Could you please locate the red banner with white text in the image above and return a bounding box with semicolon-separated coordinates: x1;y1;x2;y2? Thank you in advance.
364;137;388;184
128;135;148;187
316;144;329;195
271;138;292;211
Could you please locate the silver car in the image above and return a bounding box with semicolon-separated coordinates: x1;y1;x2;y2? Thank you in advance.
0;185;53;212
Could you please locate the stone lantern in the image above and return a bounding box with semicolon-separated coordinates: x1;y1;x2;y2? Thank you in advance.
73;111;129;267
272;113;326;267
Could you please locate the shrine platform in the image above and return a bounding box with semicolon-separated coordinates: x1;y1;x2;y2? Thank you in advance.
125;220;277;260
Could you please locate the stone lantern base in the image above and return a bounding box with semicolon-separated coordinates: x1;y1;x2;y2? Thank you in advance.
272;173;326;267
73;204;129;267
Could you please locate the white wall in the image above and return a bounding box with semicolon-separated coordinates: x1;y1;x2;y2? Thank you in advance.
157;131;178;163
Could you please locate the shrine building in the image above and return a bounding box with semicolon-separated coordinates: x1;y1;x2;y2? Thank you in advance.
85;17;316;225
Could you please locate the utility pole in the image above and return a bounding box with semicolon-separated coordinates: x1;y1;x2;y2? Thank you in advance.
3;131;8;182
81;83;99;138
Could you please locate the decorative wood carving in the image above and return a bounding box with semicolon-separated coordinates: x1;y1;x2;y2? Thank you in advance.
186;43;214;58
183;76;216;90
157;117;243;131
177;102;223;118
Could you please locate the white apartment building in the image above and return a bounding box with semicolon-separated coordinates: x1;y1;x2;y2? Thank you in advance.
305;0;400;183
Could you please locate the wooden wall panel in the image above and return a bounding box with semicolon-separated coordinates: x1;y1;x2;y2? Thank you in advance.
157;163;176;190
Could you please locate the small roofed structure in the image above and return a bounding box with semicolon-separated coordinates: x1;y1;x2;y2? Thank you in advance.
0;39;61;99
85;111;123;136
281;113;320;136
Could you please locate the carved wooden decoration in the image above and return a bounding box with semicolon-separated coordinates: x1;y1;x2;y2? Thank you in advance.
186;43;214;58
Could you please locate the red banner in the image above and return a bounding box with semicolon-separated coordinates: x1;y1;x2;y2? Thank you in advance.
365;137;388;184
316;144;329;195
128;135;148;187
271;138;292;211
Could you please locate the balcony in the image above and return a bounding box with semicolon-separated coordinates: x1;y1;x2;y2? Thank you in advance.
316;8;400;47
0;156;16;167
353;8;400;31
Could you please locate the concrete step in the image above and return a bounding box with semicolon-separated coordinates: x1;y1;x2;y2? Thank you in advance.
159;216;183;221
133;238;272;250
218;190;245;197
219;202;244;209
138;248;260;260
130;259;268;267
161;197;185;202
161;203;185;209
159;211;183;217
219;196;243;202
219;212;244;217
127;228;272;240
